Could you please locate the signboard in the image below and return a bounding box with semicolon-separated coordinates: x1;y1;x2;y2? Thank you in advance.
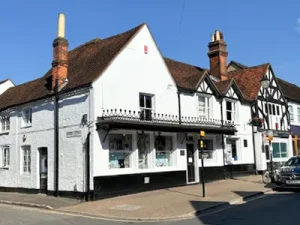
66;130;82;138
200;130;205;137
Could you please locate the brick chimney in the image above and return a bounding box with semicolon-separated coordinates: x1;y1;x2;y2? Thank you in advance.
52;13;68;90
207;30;228;80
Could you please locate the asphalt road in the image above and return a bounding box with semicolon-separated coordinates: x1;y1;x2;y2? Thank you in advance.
0;191;299;225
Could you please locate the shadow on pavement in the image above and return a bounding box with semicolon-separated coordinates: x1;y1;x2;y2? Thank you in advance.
190;191;300;225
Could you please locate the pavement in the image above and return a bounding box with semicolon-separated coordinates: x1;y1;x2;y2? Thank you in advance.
0;175;274;222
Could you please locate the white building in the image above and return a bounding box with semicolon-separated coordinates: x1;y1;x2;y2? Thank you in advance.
0;14;293;199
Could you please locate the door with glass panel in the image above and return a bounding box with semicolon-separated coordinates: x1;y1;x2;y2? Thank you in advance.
39;147;48;194
186;143;195;183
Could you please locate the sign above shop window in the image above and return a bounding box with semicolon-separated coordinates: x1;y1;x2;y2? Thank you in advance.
66;130;81;138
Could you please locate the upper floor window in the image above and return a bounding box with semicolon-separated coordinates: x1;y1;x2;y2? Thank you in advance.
0;146;9;168
298;107;300;122
139;94;153;121
289;105;294;122
1;115;10;132
22;108;32;127
198;95;211;118
226;101;236;121
265;103;280;116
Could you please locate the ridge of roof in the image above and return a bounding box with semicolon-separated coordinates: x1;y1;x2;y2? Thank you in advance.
229;60;248;69
0;79;9;85
164;57;208;71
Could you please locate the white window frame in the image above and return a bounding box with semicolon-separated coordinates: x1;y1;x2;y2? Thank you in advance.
22;146;31;174
297;107;300;123
225;100;236;121
22;108;32;127
198;138;215;161
289;105;294;122
0;146;10;168
1;115;10;132
139;93;154;120
154;135;174;167
108;134;133;169
225;138;241;162
197;94;212;119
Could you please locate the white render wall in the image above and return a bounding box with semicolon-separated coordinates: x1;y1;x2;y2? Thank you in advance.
0;80;14;95
0;88;91;193
289;101;300;126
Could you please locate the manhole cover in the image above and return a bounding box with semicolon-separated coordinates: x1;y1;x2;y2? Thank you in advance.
109;204;142;211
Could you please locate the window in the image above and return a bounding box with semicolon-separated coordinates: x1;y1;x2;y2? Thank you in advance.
137;133;150;169
198;95;211;118
276;106;280;116
22;108;32;127
244;139;248;147
155;135;173;167
289;105;294;122
298;107;300;122
285;157;300;166
1;146;9;168
22;146;31;173
139;94;153;121
1;115;10;132
198;139;214;159
272;142;287;158
226;101;236;121
226;138;239;161
109;134;132;169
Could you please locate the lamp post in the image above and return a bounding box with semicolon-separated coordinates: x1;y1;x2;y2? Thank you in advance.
260;75;274;182
54;77;68;197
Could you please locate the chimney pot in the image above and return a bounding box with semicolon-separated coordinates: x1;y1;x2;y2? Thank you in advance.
57;13;66;38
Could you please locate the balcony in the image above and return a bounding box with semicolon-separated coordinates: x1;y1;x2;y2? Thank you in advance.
97;109;236;135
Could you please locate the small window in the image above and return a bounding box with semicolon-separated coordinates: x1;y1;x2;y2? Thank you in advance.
268;104;272;115
1;146;10;168
22;108;32;127
243;140;248;147
289;105;294;122
272;105;276;116
139;94;153;121
276;106;280;116
265;103;268;114
1;115;10;132
22;146;31;173
226;101;236;121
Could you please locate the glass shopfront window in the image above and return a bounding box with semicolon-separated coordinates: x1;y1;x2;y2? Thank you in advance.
155;135;173;167
198;139;214;159
272;142;287;158
109;134;132;169
138;133;150;169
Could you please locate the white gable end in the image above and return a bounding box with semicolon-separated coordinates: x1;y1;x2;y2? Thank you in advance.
197;80;213;94
93;25;179;118
0;79;14;96
225;86;238;99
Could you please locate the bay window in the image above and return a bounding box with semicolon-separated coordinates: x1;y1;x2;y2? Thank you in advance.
155;135;173;167
109;134;132;169
198;95;211;118
226;101;236;121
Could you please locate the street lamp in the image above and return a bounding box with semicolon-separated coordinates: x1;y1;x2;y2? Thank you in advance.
260;75;274;182
54;77;68;197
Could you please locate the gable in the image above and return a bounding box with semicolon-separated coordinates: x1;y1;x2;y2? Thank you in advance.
225;86;238;99
197;78;213;94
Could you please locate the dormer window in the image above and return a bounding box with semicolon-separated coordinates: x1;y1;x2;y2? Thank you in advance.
1;115;10;132
22;108;32;127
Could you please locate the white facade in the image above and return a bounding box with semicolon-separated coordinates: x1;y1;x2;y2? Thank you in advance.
289;101;300;126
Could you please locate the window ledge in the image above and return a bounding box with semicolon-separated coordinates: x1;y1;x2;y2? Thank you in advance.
21;125;32;129
0;167;9;170
0;131;9;135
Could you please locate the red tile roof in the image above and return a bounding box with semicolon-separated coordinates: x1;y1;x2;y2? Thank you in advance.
277;78;300;103
0;24;144;111
214;79;232;95
164;57;208;90
226;63;270;100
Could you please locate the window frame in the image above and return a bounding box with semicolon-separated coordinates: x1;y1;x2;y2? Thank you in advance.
22;108;32;127
139;93;154;121
108;134;133;169
22;146;31;174
225;100;236;121
197;94;212;119
155;135;174;167
1;115;10;132
289;105;294;122
0;146;10;169
198;138;215;160
297;107;300;123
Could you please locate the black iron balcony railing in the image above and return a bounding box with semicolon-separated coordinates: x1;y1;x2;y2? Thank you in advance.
99;109;235;127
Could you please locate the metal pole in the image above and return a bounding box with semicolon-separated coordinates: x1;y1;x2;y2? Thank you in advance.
54;78;59;197
266;93;274;183
200;137;205;197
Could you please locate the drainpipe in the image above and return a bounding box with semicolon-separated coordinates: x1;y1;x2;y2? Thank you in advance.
54;78;59;197
220;97;226;179
85;132;91;201
177;90;182;124
251;102;257;173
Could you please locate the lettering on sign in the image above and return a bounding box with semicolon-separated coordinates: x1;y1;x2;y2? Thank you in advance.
66;131;82;138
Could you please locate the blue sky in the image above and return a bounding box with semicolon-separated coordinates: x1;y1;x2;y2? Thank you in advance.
0;0;300;85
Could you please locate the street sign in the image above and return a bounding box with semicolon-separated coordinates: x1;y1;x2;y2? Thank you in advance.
200;130;205;137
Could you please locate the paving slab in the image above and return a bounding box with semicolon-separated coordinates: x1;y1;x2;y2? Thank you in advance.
59;175;272;221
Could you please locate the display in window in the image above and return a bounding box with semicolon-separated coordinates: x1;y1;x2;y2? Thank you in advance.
155;136;173;167
109;134;132;169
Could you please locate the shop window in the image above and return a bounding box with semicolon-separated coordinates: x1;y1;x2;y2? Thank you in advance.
109;134;132;169
272;142;287;158
198;139;214;159
226;138;239;161
137;133;150;169
155;135;173;167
